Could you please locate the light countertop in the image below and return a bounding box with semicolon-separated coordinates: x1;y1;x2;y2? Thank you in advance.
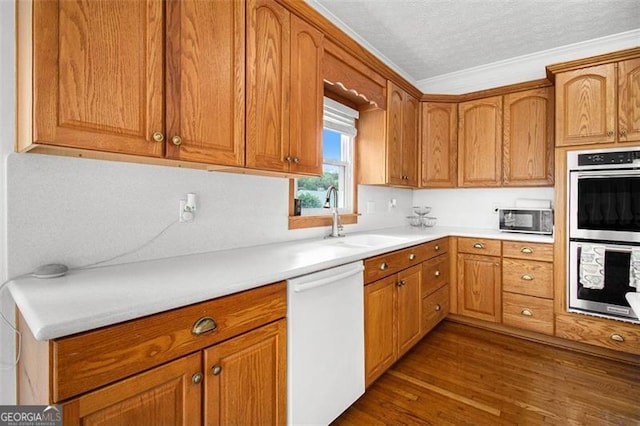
8;226;553;341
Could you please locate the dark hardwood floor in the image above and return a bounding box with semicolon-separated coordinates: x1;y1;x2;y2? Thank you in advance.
333;321;640;425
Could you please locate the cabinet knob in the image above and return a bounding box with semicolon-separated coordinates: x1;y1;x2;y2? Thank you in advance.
434;244;440;251
192;316;217;336
520;309;533;317
521;274;534;281
171;135;183;146
396;280;406;287
292;156;300;164
434;303;441;311
409;253;416;261
607;130;614;137
380;262;388;271
434;270;441;277
152;131;164;143
520;247;533;254
211;365;223;376
285;156;292;163
620;129;628;137
192;372;203;384
610;333;625;342
473;242;485;249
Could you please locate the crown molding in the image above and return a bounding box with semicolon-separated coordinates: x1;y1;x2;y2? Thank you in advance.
417;29;640;95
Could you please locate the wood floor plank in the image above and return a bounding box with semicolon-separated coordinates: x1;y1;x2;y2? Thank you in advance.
333;321;640;425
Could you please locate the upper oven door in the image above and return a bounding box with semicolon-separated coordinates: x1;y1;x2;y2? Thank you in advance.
569;169;640;241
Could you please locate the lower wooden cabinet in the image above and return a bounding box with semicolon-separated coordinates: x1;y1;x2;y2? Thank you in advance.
457;252;502;323
555;314;640;356
422;285;450;334
502;292;554;335
397;265;423;356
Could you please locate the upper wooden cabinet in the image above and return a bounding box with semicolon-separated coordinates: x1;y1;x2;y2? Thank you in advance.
17;0;245;166
246;0;324;176
420;102;457;187
554;57;640;146
458;96;503;187
503;88;554;186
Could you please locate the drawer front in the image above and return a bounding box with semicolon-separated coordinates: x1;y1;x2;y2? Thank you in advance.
364;244;426;284
52;282;287;402
423;238;449;260
422;285;450;335
555;314;640;356
457;237;501;256
503;241;553;262
421;254;449;297
502;292;554;335
502;258;553;299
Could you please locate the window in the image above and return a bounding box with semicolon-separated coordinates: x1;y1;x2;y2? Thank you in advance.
294;98;358;216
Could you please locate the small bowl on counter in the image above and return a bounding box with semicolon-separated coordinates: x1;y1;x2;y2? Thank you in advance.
407;216;437;228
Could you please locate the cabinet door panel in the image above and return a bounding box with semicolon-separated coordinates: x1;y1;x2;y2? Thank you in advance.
402;94;419;186
503;88;554;186
166;0;245;165
457;253;501;322
364;276;397;387
387;82;405;185
420;102;457;187
289;15;324;176
618;58;640;144
246;0;290;172
33;0;164;156
555;64;616;146
458;97;503;187
204;320;286;426
397;265;422;357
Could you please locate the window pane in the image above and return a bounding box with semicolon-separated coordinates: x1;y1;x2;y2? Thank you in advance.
323;129;342;161
297;164;341;212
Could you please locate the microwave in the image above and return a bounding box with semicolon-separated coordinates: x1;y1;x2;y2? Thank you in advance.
498;208;553;235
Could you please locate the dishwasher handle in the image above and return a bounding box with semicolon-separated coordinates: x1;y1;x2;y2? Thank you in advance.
292;263;364;293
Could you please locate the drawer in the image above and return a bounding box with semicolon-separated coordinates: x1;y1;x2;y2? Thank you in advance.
364;244;426;284
502;258;553;299
503;240;553;262
51;281;287;402
502;292;554;335
423;238;449;260
555;314;640;356
457;237;501;257
422;285;449;334
421;254;449;297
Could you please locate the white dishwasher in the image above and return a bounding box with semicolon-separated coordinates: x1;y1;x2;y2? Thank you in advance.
287;260;365;426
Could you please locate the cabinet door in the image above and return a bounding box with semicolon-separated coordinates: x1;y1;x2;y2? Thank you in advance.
555;63;617;146
165;0;245;166
387;81;405;186
457;253;502;322
364;275;397;387
204;320;286;426
31;0;164;157
618;58;640;144
458;96;503;187
62;353;202;425
420;102;457;187
503;88;554;186
402;93;420;187
289;15;324;176
397;265;422;356
246;0;290;172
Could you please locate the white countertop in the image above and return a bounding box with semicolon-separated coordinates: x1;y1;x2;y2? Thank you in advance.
8;226;553;341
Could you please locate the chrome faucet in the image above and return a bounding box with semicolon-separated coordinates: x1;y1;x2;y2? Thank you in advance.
323;185;344;238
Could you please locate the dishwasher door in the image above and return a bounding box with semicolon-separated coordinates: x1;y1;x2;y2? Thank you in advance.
287;260;365;426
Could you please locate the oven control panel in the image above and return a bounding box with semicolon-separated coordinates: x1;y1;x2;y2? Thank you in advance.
578;150;640;166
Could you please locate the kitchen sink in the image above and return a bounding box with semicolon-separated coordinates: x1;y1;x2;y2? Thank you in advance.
323;234;408;248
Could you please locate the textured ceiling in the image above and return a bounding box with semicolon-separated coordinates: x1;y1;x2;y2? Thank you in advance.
311;0;640;82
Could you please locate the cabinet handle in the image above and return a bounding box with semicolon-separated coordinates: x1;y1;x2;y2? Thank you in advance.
521;274;534;281
211;365;223;376
620;129;628;137
380;262;388;271
192;372;203;384
610;333;625;342
520;247;533;254
192;316;217;336
152;131;164;142
520;309;533;317
473;242;485;249
397;280;406;287
293;157;300;164
285;156;292;163
409;253;416;261
434;244;440;251
434;270;441;277
434;303;441;311
171;135;183;146
607;130;614;137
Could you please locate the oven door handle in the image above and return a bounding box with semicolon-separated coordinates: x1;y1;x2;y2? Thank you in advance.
572;241;638;253
575;170;639;179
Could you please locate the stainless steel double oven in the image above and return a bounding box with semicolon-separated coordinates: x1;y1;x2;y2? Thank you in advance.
567;147;640;323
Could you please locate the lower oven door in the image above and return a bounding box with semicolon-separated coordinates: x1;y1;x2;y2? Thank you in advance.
568;240;639;323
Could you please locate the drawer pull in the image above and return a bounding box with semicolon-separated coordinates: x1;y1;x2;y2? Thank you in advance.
520;247;533;254
409;253;416;260
380;262;388;271
473;242;485;249
520;309;533;317
434;270;441;277
192;372;203;384
192;316;217;336
397;280;406;287
434;244;440;251
434;303;441;312
521;274;534;281
211;365;223;376
610;333;625;342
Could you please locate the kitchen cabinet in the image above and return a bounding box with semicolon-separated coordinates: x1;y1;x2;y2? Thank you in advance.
18;282;287;425
17;0;245;166
458;96;503;187
420;102;457;187
357;81;419;187
421;252;450;334
364;275;397;386
246;0;324;175
457;238;502;322
554;58;640;146
555;314;640;356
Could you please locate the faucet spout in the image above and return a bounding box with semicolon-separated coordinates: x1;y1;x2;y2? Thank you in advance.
324;186;344;238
